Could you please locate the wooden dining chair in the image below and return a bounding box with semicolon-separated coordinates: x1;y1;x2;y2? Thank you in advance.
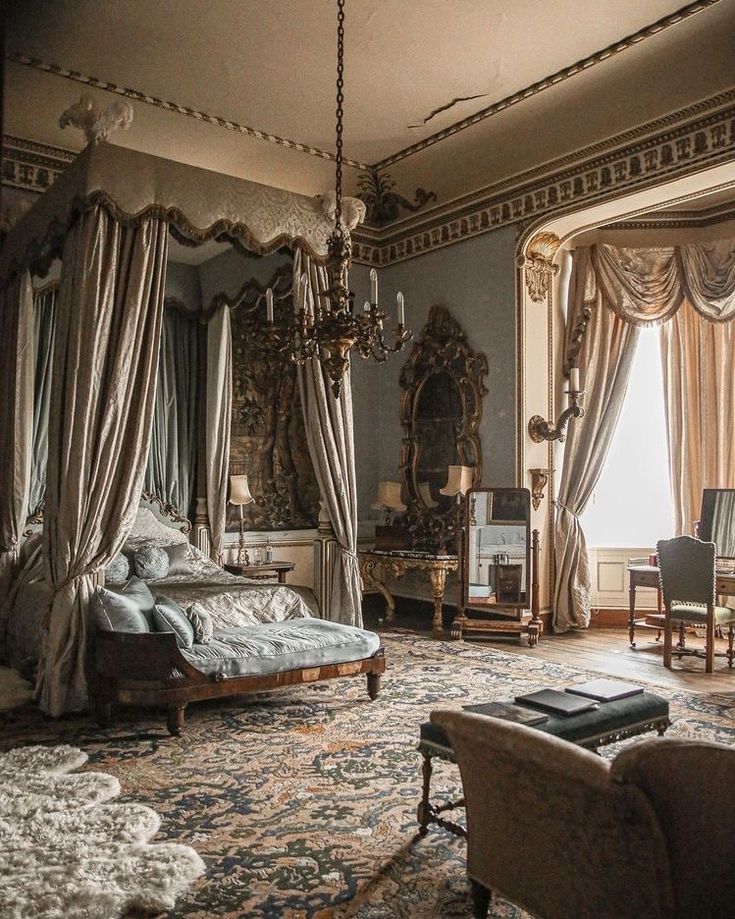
656;536;735;673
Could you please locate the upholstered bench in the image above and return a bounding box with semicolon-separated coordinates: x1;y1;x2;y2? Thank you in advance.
90;580;385;735
417;691;670;837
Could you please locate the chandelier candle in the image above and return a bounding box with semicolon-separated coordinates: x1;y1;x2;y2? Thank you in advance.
266;287;274;323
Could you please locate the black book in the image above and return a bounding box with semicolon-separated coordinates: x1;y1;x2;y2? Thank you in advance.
463;701;548;726
565;679;643;702
514;689;600;717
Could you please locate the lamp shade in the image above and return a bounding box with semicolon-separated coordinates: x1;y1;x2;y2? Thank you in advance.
418;482;438;508
440;465;474;497
371;481;406;511
229;474;254;506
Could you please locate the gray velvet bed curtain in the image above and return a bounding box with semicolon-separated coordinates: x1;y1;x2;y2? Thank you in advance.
0;271;34;606
36;205;168;716
294;250;362;627
205;305;232;563
29;284;58;518
145;307;199;517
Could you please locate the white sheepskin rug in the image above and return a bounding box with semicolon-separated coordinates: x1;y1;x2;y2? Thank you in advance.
0;666;33;711
0;744;205;918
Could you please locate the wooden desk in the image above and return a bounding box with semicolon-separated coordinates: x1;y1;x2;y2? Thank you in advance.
224;560;295;583
359;549;458;631
628;563;735;647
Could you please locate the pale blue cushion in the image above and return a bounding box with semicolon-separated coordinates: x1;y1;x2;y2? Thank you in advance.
186;602;213;644
93;577;156;632
153;596;195;649
181;619;381;677
105;552;130;583
133;545;169;580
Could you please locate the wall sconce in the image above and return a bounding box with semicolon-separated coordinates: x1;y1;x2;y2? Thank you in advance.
528;368;585;443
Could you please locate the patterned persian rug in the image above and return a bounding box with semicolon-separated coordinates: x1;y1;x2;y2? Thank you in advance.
0;744;204;919
1;631;733;918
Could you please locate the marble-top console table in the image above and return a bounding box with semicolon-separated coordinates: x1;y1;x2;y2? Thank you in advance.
359;549;459;631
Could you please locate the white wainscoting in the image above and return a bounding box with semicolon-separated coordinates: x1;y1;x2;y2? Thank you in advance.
221;529;318;589
587;546;659;612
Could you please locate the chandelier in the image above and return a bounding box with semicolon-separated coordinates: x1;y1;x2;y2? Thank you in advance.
263;0;412;397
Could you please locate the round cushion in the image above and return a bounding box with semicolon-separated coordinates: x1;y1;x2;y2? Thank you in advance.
106;552;130;583
132;545;170;580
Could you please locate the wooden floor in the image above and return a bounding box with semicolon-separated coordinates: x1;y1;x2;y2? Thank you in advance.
363;596;735;695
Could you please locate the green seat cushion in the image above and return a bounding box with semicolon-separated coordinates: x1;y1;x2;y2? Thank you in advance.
181;619;381;678
421;691;669;750
671;604;735;624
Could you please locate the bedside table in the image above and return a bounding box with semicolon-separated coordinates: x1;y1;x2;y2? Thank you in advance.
224;560;295;583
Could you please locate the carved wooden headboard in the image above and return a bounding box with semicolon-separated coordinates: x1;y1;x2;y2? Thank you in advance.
139;491;192;534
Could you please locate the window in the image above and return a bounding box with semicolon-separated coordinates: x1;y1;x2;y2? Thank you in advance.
581;326;674;548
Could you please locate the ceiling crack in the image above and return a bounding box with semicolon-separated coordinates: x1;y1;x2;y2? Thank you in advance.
408;94;488;129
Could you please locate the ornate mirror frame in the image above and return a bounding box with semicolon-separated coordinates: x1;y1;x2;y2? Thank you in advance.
399;305;488;550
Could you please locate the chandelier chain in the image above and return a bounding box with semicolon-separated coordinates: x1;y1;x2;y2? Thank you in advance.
334;0;345;230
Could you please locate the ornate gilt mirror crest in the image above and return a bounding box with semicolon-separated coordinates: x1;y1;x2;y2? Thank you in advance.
399;305;488;550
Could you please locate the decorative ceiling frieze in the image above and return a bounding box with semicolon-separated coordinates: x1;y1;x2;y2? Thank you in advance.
351;89;735;266
356;169;437;227
3;87;734;267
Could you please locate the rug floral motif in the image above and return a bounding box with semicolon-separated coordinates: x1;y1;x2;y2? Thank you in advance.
1;631;733;918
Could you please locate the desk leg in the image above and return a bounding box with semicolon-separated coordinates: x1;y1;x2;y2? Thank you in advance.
628;579;636;648
374;581;396;622
429;567;447;631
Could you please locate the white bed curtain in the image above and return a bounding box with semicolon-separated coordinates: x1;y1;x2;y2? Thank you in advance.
205;305;232;563
36;206;168;716
145;307;200;517
293;250;362;627
0;270;34;606
29;284;58;518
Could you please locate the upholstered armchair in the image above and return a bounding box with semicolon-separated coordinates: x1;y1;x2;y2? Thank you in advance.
657;535;735;672
433;710;735;919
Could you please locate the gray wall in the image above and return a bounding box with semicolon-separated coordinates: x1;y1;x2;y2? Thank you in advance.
351;226;519;522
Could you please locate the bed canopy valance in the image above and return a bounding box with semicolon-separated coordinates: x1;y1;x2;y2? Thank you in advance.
0;141;363;718
0;141;333;282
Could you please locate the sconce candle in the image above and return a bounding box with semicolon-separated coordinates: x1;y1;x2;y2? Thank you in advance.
569;367;580;392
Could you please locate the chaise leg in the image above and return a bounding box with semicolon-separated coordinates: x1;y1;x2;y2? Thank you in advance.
470;879;492;919
167;704;186;736
95;700;112;728
367;671;381;700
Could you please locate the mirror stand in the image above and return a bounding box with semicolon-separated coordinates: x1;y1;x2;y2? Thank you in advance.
452;486;542;646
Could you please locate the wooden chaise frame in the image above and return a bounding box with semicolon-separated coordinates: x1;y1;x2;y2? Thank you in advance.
92;630;386;735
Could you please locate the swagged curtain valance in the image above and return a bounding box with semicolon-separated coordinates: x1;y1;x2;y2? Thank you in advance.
586;239;735;327
0;141;340;715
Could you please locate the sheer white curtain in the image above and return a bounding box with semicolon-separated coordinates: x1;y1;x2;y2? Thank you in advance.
293;249;362;626
205;305;232;563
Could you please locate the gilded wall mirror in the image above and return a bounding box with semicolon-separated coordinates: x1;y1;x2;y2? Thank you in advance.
399;305;488;550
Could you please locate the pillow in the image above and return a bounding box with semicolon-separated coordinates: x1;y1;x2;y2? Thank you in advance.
186;602;213;644
105;551;130;583
133;545;170;580
125;506;189;548
92;578;156;632
165;542;191;576
153;596;195;649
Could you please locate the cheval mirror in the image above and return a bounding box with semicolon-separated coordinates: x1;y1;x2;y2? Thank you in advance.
452;487;542;646
698;488;735;561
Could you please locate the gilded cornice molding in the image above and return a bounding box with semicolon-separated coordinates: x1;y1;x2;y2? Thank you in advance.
1;134;74;192
7;52;370;171
351;90;735;265
372;0;721;170
611;200;735;230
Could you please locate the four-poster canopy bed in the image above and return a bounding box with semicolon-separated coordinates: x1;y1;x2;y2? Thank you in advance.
0;140;372;718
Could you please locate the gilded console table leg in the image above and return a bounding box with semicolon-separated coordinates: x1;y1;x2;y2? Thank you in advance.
429;566;448;631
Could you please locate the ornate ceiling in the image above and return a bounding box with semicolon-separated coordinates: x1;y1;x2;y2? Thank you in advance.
5;0;733;207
